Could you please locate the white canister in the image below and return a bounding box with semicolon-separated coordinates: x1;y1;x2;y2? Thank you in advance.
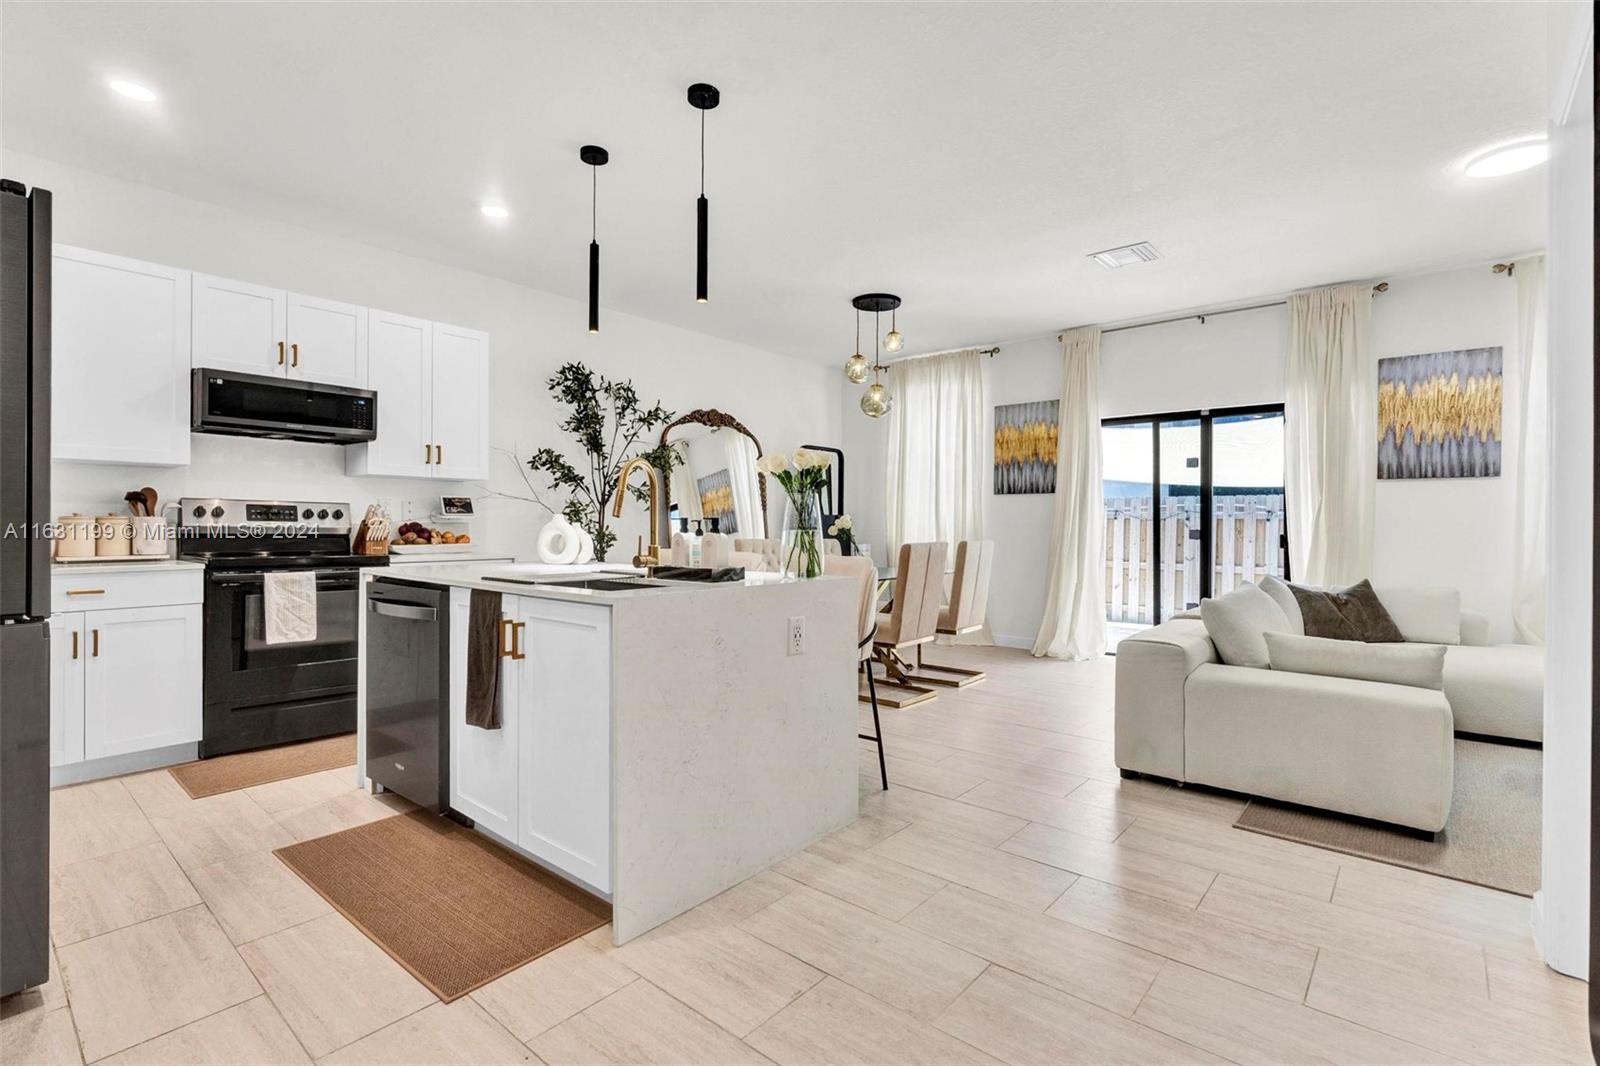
131;515;167;556
55;514;95;560
95;514;132;557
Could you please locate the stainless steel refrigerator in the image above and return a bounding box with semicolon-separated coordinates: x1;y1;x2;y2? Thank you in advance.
0;177;51;998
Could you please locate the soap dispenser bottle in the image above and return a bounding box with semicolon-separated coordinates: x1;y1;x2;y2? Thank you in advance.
688;520;704;566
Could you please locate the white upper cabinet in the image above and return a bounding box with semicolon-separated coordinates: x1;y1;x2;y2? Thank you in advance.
287;292;367;387
192;273;286;376
347;313;489;481
348;309;431;478
429;322;490;481
52;246;192;466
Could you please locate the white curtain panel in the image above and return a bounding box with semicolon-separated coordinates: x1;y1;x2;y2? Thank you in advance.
1512;255;1548;644
721;430;763;538
1284;282;1375;586
884;349;987;553
884;349;990;643
669;440;702;522
1032;327;1108;661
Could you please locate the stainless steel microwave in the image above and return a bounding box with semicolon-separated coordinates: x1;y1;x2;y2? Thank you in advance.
191;368;377;444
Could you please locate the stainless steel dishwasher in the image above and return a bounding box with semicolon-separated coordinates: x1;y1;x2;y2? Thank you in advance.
365;579;449;811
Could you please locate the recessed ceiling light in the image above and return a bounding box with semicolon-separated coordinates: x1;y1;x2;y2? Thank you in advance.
480;204;510;220
1087;241;1161;270
1464;139;1548;178
107;79;158;103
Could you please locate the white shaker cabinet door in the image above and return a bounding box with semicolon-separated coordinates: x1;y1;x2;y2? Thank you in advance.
52;246;192;466
49;613;85;768
192;273;287;377
448;590;519;842
287;292;367;387
516;598;612;893
347;309;431;478
428;322;489;481
82;604;202;761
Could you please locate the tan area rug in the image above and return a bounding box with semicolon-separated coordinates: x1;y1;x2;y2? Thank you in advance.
274;810;611;1001
1234;739;1541;896
169;734;357;799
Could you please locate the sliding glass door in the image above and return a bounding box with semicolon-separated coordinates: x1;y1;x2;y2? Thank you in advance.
1101;405;1285;630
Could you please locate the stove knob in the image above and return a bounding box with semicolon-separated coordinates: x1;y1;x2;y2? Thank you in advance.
331;509;344;520
210;506;225;519
192;505;206;519
302;508;314;520
317;509;329;520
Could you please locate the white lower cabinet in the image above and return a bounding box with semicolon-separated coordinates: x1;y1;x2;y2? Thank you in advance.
448;590;519;842
447;592;611;893
514;598;612;893
50;571;204;779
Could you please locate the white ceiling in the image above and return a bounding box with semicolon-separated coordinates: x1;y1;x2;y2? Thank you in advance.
1;2;1551;364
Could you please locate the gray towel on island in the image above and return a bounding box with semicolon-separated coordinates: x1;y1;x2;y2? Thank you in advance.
466;589;502;730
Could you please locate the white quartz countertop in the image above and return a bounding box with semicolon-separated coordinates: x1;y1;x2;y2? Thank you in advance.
369;560;845;602
52;557;205;574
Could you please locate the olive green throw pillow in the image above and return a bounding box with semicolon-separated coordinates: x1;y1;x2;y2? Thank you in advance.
1288;578;1406;643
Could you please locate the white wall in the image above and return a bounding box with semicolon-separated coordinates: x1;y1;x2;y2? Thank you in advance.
17;152;838;558
1534;2;1592;982
845;261;1527;647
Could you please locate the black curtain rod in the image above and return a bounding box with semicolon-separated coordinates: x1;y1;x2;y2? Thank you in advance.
1085;282;1389;338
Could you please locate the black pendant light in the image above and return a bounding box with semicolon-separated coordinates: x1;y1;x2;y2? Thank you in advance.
687;83;719;303
581;145;609;333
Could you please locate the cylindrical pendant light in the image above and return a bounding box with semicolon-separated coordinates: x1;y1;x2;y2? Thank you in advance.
580;145;609;333
688;83;720;303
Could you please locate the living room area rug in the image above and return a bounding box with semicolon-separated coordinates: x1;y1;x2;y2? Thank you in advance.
1232;738;1540;896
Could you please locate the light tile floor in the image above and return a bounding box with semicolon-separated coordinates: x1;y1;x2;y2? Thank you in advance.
1;647;1589;1064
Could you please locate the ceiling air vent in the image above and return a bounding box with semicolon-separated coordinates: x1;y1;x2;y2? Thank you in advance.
1087;241;1161;270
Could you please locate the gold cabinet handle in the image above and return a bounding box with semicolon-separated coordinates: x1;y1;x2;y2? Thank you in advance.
435;443;443;466
91;629;99;658
290;342;299;368
511;621;526;661
277;340;285;366
71;631;78;660
497;617;514;658
424;443;432;465
65;588;105;597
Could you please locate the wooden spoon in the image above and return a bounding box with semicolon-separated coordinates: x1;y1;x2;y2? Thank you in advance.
124;491;146;517
140;487;158;518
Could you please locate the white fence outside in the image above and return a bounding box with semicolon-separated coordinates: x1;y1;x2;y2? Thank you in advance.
1103;494;1285;624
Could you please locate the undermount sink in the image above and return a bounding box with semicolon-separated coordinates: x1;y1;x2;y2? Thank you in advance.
489;574;666;592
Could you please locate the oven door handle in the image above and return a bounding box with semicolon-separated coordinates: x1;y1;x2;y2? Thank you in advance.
368;598;438;622
210;572;360;589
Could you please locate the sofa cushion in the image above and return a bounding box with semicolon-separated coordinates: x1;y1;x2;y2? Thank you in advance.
1184;663;1454;832
1200;584;1291;668
1257;575;1304;634
1290;579;1405;643
1371;586;1461;645
1440;643;1544;742
1265;632;1445;690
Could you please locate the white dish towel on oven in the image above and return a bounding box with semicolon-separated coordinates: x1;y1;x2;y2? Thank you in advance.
264;570;317;644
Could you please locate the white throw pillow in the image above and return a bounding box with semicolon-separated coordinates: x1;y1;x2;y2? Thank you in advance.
1370;585;1461;645
1256;575;1304;635
1265;632;1446;690
1200;584;1291;669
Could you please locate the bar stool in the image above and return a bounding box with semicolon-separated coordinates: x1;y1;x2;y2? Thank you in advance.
827;554;887;789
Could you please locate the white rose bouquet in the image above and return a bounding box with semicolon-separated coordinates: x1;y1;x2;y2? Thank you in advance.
826;513;855;556
757;449;832;578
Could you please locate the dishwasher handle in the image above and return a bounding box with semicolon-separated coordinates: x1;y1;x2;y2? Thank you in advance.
368;598;438;622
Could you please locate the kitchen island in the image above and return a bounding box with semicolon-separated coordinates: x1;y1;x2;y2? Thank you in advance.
355;561;859;943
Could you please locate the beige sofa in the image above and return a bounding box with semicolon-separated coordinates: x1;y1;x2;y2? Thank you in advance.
1114;595;1542;836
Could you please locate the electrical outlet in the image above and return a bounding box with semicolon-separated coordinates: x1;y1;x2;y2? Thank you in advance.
788;616;805;656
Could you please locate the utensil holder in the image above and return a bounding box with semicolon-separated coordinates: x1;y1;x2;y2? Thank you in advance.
131;515;167;556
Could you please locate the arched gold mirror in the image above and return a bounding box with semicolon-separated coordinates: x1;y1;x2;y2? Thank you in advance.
659;409;768;539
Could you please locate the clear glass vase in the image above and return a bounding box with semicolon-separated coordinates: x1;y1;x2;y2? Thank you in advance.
781;498;824;580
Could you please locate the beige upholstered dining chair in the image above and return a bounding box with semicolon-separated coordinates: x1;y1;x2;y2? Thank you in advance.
871;541;948;707
825;554;887;790
735;536;840;572
908;539;994;687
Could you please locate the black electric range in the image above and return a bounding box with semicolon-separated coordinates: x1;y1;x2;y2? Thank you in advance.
178;498;387;758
